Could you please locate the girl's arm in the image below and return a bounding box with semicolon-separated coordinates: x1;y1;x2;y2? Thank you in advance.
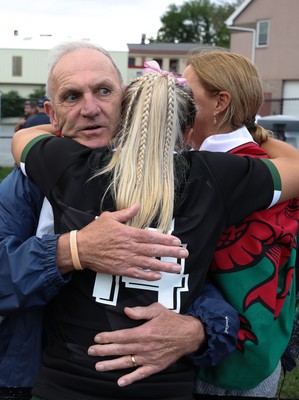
261;138;299;202
11;126;299;204
261;137;299;159
11;124;55;165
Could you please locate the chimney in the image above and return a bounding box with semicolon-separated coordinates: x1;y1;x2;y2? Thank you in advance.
141;33;146;45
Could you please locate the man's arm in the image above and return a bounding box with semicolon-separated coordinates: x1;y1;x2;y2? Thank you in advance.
57;204;187;278
11;126;188;277
0;170;188;312
0;168;67;313
87;282;239;387
88;303;204;387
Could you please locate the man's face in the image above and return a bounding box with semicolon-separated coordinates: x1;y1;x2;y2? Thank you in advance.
24;104;36;117
45;48;123;149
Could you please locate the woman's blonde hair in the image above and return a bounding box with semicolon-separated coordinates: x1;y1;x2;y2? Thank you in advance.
187;50;271;144
96;72;197;232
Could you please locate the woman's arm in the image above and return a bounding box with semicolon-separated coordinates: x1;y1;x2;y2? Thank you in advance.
11;124;55;165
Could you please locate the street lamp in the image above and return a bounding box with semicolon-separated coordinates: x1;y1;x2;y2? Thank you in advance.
227;26;256;64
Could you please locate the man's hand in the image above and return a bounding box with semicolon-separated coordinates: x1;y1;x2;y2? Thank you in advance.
87;302;205;387
57;204;188;278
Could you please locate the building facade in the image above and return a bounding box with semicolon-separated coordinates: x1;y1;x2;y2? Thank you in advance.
0;36;128;98
126;42;224;82
226;0;299;116
0;38;224;99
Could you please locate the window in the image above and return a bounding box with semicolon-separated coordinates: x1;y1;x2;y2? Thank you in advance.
12;56;22;76
154;58;163;68
256;20;269;47
128;57;135;67
169;59;179;73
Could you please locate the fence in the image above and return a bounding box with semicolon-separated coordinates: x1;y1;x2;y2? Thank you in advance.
260;97;299;117
0;124;15;166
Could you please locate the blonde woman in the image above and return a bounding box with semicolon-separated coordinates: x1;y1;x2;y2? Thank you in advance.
183;50;299;397
12;67;299;400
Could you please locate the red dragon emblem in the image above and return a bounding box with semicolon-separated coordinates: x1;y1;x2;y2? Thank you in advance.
211;198;299;351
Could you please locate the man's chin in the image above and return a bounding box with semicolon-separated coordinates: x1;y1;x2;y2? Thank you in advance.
79;135;111;149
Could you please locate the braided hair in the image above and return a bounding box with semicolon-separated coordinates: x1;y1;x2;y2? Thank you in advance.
97;72;197;232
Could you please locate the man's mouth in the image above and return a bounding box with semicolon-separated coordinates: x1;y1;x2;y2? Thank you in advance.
81;125;104;134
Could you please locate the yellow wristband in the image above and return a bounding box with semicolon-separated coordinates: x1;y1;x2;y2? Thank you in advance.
70;230;83;271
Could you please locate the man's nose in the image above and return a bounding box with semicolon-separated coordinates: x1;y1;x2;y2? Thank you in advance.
81;94;101;117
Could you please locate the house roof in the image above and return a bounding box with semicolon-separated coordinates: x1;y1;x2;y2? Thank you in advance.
127;43;227;56
226;0;253;26
127;43;221;52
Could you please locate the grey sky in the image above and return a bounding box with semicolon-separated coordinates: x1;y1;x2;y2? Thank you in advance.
0;0;185;50
0;0;231;50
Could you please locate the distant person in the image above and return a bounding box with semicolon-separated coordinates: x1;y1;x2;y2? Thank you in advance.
14;100;38;132
23;97;50;128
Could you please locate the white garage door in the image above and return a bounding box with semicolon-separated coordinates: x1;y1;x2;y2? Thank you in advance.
283;81;299;116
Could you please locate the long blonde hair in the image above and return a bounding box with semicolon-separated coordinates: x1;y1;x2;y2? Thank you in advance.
187;50;271;144
96;72;196;232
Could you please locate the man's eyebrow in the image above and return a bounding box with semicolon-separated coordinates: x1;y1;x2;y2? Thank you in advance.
59;86;80;98
94;78;120;88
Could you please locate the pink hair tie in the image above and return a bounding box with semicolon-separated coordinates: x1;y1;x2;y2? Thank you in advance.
143;60;187;86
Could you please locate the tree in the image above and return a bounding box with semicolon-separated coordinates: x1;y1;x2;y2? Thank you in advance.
29;86;47;101
1;90;24;118
151;0;239;47
1;86;46;118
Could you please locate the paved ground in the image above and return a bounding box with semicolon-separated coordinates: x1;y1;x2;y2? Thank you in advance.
0;125;15;166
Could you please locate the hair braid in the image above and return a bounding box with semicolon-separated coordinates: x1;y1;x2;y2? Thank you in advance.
92;71;197;232
163;76;175;179
136;74;156;182
121;76;143;137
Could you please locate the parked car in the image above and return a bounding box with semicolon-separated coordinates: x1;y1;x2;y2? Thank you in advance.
257;115;299;148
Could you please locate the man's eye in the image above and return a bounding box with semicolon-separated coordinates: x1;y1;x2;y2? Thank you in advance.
65;94;78;101
98;88;110;95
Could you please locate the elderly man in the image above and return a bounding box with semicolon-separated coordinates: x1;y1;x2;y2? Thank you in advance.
0;42;238;399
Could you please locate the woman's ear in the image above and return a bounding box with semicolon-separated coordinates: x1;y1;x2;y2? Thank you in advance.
184;127;194;147
216;91;231;114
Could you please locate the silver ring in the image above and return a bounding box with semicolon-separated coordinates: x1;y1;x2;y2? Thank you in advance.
130;355;137;367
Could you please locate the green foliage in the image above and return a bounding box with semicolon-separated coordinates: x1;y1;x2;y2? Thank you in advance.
0;166;14;182
1;90;24;118
151;0;239;47
277;365;299;398
1;86;46;118
29;87;47;101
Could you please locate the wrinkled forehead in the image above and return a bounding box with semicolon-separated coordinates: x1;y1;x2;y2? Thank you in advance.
51;48;122;92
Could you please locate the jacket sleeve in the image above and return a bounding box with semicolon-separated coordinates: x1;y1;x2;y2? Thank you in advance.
0;168;70;314
185;280;239;367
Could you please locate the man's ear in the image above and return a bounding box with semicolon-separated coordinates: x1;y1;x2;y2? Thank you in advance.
45;101;59;131
216;91;231;114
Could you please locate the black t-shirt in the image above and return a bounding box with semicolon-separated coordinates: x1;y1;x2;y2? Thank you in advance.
23;137;278;400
